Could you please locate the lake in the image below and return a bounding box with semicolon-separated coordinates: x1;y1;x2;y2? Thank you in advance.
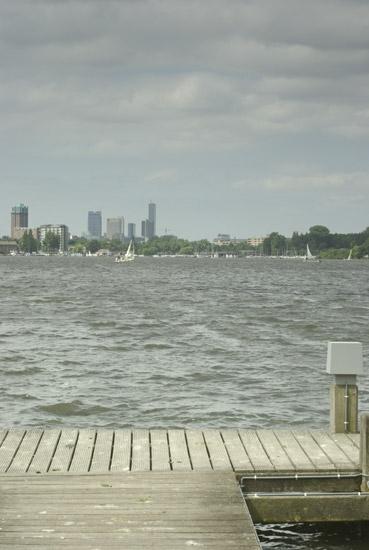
1;255;368;548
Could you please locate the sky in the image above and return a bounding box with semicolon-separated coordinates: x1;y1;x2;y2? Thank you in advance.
1;0;369;240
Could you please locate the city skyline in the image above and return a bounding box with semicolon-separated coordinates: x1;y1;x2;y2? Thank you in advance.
3;198;369;242
1;1;369;240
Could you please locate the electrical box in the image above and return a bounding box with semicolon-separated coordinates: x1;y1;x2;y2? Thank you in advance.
326;341;363;375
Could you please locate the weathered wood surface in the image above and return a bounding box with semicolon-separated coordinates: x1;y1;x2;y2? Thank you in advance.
0;428;359;475
0;471;261;549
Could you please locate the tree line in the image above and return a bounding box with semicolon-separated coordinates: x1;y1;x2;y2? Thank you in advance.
263;225;369;258
15;226;369;258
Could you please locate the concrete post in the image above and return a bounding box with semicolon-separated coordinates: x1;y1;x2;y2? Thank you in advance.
360;414;369;492
326;342;363;434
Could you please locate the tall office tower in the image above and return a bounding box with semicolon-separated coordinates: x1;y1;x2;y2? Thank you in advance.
88;211;102;239
148;202;156;237
127;223;136;240
106;217;124;240
11;204;28;238
141;219;154;241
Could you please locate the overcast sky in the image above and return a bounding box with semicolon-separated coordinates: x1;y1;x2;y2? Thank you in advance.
1;0;369;239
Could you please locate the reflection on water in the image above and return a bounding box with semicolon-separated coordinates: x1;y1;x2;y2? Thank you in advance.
1;256;369;548
258;522;369;549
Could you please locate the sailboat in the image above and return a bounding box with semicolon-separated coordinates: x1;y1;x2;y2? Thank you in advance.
346;249;353;261
115;240;135;263
304;244;320;262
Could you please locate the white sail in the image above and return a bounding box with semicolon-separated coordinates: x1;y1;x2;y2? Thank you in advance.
306;244;314;259
115;240;135;263
347;249;352;261
304;244;320;262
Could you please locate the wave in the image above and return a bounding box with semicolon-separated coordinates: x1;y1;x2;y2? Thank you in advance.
38;400;111;417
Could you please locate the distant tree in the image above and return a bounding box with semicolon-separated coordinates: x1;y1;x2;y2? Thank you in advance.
179;244;195;255
308;225;331;251
43;231;60;253
263;232;286;255
86;239;100;253
18;230;39;253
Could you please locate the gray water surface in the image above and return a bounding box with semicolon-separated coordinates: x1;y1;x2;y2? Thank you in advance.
1;256;369;548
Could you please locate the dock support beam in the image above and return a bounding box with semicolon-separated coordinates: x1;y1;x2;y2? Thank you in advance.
330;382;358;433
360;414;369;492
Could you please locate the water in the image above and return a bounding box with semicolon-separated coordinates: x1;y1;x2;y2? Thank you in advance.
1;256;369;548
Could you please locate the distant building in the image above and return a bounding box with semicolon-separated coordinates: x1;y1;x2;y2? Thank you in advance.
88;211;102;239
127;223;136;240
213;234;232;245
0;240;18;255
140;202;157;241
141;219;155;241
12;227;38;241
11;204;28;239
38;224;69;252
148;202;156;237
246;236;265;247
106;217;124;240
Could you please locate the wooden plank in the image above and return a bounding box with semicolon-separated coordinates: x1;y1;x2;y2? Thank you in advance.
0;472;261;549
292;431;334;470
186;430;212;470
7;430;43;473
150;430;170;471
69;429;96;473
238;430;274;471
347;432;360;448
257;430;294;471
110;430;131;472
203;430;232;471
0;430;25;473
168;429;191;471
310;430;356;469
90;429;114;472
221;430;253;471
27;430;60;473
0;429;8;447
329;432;360;468
131;429;150;471
274;430;315;471
49;429;78;473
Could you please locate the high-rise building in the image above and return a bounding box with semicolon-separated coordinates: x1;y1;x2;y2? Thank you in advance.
88;211;102;239
106;217;124;240
148;202;156;237
38;224;69;252
141;219;154;241
127;223;136;240
11;204;28;239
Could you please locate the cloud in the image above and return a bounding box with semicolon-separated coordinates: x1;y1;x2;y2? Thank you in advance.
258;172;369;195
144;169;178;185
0;0;369;155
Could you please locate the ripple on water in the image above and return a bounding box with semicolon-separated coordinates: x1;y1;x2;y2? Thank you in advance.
37;400;111;417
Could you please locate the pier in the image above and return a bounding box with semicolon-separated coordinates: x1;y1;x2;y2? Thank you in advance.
0;341;368;548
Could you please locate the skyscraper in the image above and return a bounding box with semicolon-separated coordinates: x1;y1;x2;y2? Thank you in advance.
88;211;102;239
148;202;156;237
141;219;155;241
106;217;124;240
127;223;136;240
11;204;28;239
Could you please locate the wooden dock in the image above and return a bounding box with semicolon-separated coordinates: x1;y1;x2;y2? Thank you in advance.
0;471;260;549
0;427;360;476
0;426;365;548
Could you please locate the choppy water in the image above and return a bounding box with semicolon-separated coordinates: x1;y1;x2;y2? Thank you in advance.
1;256;369;548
